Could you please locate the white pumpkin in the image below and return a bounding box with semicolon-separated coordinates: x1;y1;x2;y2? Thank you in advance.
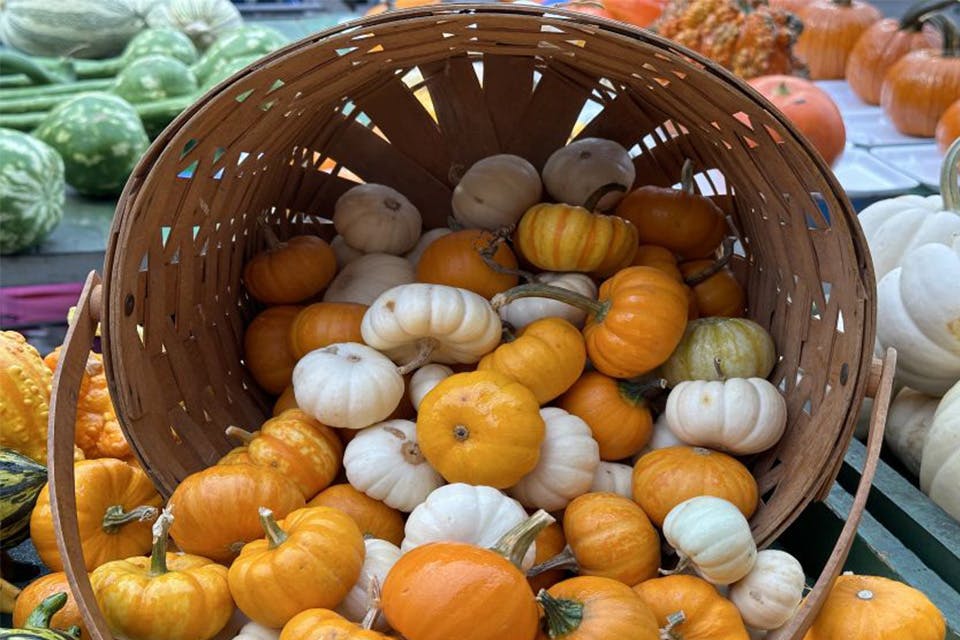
231;621;280;640
333;183;422;255
876;238;960;395
885;387;940;476
409;363;454;410
508;407;600;511
920;380;960;521
589;461;633;498
293;342;404;430
860;194;960;282
342;419;445;512
662;495;757;585
451;154;543;230
636;413;685;462
665;378;787;455
361;283;502;372
331;234;365;268
146;0;243;49
323;253;416;306
728;549;806;631
402;482;537;569
541;138;635;210
405;227;452;266
335;537;401;630
498;272;598;330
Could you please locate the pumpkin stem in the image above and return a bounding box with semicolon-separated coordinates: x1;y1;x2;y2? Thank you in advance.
679;159;697;195
24;593;73;633
260;223;283;249
477;228;537;284
833;0;853;6
491;509;556;569
659;611;688;640
360;576;384;630
899;0;957;30
923;12;960;56
397;337;441;375
102;504;159;534
149;506;175;576
618;377;668;404
658;554;691;576
225;425;255;445
583;182;628;211
714;357;726;379
537;588;585;638
941;137;960;211
527;546;579;576
683;237;735;286
491;283;606;318
259;506;288;549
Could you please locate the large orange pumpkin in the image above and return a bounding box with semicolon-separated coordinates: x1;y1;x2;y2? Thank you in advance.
416;229;519;299
881;14;960;137
794;0;883;79
631;446;759;527
748;75;847;167
845;1;944;105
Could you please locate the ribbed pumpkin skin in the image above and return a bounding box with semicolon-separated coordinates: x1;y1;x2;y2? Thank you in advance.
846;17;941;104
795;0;882;80
634;575;750;639
539;576;660;640
0;331;51;464
307;483;406;546
881;48;960;137
381;542;540;640
0;447;47;548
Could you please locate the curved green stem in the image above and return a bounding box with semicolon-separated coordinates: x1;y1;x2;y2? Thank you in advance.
491;283;607;318
679;159;696;195
899;0;958;29
24;593;72;632
924;12;960;56
942;137;960;212
527;546;579;576
102;504;159;534
149;507;175;576
397;337;441;375
537;589;585;638
259;507;288;549
583;182;628;211
683;237;735;286
618;378;668;404
491;509;556;569
659;611;688;640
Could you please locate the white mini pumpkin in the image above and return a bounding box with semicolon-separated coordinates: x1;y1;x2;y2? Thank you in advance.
331;234;365;268
402;482;537;569
231;621;280;640
885;387;941;476
589;461;633;498
635;413;685;462
323;253;416;306
508;407;600;511
664;378;787;455
541;138;635;210
729;549;806;630
405;227;452;266
876;238;960;395
292;342;404;430
662;495;757;585
451;154;543;230
498;272;598;330
361;283;502;372
342;419;445;512
333;183;422;255
920;380;960;521
335;537;401;630
409;363;454;410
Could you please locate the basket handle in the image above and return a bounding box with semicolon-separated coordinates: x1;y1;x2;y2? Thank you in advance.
47;270;116;640
766;346;897;640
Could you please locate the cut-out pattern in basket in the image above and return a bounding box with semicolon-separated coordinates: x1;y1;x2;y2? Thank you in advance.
100;5;875;552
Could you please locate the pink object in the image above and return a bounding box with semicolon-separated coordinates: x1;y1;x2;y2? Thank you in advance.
0;282;84;327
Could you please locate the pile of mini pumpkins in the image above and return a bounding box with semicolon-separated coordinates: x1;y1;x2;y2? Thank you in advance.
6;137;949;640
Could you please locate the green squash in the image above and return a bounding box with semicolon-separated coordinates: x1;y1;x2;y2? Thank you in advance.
191;25;288;84
0;447;48;548
659;317;778;386
112;54;199;104
0;128;65;255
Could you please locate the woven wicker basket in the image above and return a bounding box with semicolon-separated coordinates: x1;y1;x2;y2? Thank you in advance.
47;4;897;638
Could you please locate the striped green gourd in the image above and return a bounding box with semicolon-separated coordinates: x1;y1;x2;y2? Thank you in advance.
0;128;65;255
0;447;48;549
0;0;154;59
0;593;81;639
33;93;149;197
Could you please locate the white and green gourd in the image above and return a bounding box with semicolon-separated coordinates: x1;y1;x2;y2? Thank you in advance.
147;0;243;50
33;93;149;198
0;128;65;255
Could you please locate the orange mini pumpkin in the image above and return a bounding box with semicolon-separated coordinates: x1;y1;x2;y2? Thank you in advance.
634;574;750;639
12;572;88;636
680;259;746;318
631;446;759;527
308;483;406;546
244;305;302;395
243;229;337;304
288;302;367;359
416;229;519;299
281;608;390;639
538;576;660;639
528;521;568;594
937;100;960;152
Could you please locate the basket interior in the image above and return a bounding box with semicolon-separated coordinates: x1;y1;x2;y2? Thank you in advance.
101;5;876;547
